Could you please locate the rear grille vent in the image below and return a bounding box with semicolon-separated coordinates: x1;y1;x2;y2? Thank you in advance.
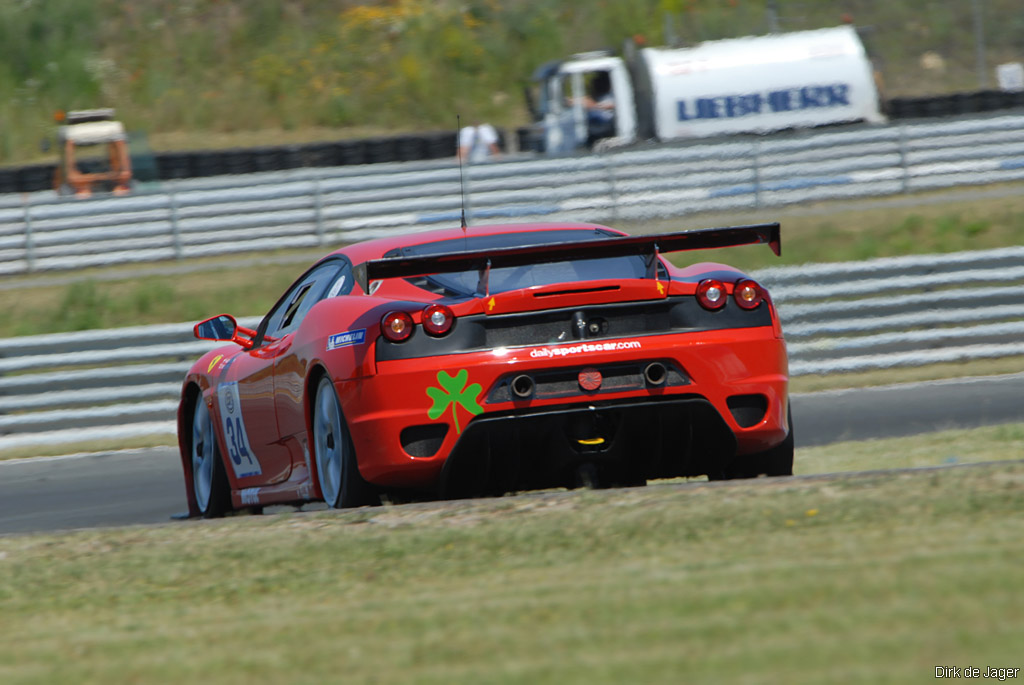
486;361;689;404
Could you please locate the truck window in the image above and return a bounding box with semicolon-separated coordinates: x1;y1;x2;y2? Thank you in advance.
583;71;616;145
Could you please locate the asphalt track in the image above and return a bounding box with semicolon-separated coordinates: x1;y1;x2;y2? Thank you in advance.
1;372;1021;537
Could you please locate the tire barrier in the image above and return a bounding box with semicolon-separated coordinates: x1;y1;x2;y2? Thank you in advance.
0;133;460;195
0;168;20;195
887;90;1024;119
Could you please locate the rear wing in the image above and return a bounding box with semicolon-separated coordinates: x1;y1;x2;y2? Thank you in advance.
354;223;780;293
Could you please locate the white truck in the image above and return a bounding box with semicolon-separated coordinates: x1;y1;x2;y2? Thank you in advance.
526;25;885;154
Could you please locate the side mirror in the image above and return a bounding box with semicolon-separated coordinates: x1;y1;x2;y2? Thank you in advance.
194;314;237;341
194;314;256;349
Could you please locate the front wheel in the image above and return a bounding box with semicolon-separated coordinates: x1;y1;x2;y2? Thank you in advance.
191;396;231;517
313;377;378;508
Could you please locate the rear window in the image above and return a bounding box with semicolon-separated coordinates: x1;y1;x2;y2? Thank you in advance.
391;229;649;297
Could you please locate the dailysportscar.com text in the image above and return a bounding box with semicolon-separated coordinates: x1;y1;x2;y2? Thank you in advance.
529;340;642;359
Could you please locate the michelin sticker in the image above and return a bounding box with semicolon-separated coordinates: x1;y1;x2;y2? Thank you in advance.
217;381;262;479
327;328;366;351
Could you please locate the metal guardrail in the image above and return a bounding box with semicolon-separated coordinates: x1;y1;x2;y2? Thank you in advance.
0;248;1020;450
0;317;262;450
757;246;1024;376
3;113;1024;276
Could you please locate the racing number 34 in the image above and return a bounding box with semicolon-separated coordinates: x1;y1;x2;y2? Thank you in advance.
216;382;262;478
224;416;252;465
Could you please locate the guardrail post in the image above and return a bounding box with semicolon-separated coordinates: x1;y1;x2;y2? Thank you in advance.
21;195;37;273
463;165;474;225
602;153;619;225
313;174;326;246
753;141;762;209
898;124;910;194
169;188;183;260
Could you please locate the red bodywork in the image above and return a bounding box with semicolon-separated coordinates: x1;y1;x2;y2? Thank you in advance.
177;222;789;514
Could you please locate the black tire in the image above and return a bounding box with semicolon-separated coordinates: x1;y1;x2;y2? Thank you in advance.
719;404;794;480
312;377;379;508
190;396;231;518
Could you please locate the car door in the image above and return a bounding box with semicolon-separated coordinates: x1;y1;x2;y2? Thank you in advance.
215;343;281;485
272;260;355;439
228;260;344;485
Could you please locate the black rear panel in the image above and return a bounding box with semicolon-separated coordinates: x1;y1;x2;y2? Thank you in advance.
437;396;738;498
376;295;772;361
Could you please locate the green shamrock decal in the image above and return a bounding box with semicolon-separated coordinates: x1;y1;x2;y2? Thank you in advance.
426;369;483;435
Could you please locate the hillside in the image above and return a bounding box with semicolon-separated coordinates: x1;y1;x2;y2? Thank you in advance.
2;0;1022;164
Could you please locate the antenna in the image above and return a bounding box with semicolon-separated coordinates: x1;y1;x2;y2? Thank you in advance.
456;114;468;232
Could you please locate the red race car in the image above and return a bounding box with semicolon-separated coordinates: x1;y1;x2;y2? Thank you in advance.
178;221;791;517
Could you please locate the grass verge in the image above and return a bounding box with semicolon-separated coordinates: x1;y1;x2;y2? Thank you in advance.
1;460;1021;684
0;435;177;462
3;183;1024;337
795;422;1024;474
656;183;1024;273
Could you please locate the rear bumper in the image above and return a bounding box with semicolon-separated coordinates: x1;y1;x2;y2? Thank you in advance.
438;395;736;497
340;326;788;490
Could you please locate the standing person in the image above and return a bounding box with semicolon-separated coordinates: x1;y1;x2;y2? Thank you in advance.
457;122;501;163
582;71;616;145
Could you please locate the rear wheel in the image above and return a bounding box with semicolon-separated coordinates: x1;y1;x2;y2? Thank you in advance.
717;404;794;480
313;377;378;508
191;396;230;517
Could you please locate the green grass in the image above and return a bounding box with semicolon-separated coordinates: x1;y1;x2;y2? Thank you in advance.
1;458;1021;684
0;257;306;336
659;185;1024;273
3;0;1024;164
796;422;1024;474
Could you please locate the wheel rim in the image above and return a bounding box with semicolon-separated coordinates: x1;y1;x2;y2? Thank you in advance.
314;379;344;506
191;399;216;513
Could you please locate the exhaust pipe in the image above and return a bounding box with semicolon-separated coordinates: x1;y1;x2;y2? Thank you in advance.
644;362;667;387
510;374;535;399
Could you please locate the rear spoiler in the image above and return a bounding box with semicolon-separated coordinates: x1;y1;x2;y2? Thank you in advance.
355;223;780;293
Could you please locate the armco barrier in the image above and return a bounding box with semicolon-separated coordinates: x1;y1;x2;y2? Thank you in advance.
3;113;1024;276
0;248;1020;450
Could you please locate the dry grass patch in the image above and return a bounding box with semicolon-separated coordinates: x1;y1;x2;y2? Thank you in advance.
1;462;1021;684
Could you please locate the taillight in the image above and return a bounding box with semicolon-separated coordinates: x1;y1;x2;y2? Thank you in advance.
733;279;763;310
696;279;727;311
422;304;455;337
380;311;414;342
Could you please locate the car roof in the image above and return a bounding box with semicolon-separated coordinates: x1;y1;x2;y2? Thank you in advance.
328;222;626;265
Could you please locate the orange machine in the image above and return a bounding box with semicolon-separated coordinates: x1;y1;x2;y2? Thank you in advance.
53;109;132;198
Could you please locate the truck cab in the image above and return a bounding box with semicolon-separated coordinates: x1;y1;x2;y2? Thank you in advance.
528;52;637;155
